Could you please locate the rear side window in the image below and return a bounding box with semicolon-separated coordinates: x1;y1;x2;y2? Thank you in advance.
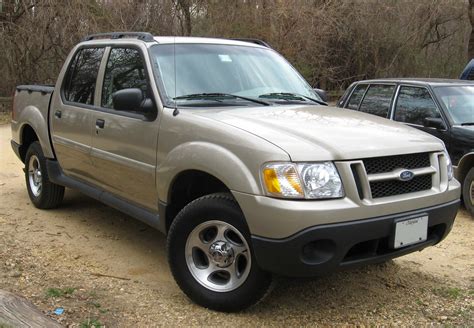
345;84;368;109
358;84;395;118
63;48;105;105
101;47;148;109
394;86;441;125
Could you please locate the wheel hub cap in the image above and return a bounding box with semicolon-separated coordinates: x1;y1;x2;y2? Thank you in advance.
209;241;234;268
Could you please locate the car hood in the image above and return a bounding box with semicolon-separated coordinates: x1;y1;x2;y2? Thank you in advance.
192;105;445;161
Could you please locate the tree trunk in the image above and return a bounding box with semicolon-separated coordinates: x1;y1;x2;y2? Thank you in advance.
469;0;474;59
177;0;192;36
0;290;63;327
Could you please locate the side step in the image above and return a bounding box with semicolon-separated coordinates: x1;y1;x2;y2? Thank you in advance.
46;159;164;232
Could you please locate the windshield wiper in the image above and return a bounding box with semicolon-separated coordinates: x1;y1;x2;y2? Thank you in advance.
461;122;474;126
258;92;328;106
174;93;270;106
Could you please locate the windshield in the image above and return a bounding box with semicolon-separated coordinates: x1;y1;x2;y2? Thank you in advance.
149;43;320;106
433;86;474;125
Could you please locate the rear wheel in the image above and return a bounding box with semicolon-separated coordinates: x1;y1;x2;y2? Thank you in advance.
25;142;65;209
167;193;272;312
462;167;474;216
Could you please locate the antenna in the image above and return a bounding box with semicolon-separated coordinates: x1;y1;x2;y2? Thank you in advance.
173;36;179;116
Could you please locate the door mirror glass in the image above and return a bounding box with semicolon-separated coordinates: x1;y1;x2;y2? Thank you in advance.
112;88;143;111
423;117;446;130
313;88;328;102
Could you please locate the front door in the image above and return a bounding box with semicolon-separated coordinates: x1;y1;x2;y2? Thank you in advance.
392;85;450;147
89;46;159;211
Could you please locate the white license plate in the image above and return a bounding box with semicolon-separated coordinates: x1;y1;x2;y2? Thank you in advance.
393;215;428;249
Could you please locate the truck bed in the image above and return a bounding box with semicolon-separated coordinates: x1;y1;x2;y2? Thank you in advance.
11;84;56;160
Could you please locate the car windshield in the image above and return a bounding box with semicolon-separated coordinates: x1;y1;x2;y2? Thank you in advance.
434;86;474;125
149;43;320;106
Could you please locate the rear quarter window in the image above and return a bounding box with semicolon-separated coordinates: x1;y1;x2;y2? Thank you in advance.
63;47;105;105
345;84;368;109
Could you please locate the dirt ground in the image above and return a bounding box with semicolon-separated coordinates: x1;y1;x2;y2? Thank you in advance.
0;124;473;327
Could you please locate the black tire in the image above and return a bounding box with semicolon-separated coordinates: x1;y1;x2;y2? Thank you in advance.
25;141;65;209
167;193;272;312
462;167;474;216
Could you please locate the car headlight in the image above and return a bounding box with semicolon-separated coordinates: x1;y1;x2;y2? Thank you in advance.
262;162;344;199
444;150;454;181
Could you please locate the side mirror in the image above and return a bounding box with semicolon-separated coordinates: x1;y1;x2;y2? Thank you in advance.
112;88;144;111
423;117;446;130
313;88;328;103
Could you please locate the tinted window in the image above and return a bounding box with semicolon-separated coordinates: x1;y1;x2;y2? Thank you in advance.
346;84;368;109
359;84;395;118
102;48;148;109
64;48;104;105
394;86;441;125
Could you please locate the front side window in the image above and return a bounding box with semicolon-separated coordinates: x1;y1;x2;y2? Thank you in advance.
63;47;105;105
102;47;148;109
434;86;474;125
345;84;368;109
394;86;441;125
358;84;395;118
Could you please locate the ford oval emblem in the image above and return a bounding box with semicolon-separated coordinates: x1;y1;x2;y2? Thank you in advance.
399;170;415;181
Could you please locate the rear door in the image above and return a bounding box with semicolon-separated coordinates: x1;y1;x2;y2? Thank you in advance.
392;85;450;146
89;46;160;211
50;47;105;183
357;84;396;118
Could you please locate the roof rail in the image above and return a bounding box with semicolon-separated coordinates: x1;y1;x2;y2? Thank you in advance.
231;38;271;48
82;32;155;42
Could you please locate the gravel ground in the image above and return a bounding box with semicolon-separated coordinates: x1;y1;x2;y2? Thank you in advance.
0;124;473;327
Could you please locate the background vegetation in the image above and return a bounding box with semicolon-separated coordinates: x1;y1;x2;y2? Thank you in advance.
0;0;473;98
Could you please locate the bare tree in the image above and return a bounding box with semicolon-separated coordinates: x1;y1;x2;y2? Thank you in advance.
469;0;474;59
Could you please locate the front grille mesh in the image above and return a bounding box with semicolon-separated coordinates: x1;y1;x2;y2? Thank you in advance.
363;153;431;175
370;174;432;198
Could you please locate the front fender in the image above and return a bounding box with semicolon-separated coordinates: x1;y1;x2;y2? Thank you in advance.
157;141;261;203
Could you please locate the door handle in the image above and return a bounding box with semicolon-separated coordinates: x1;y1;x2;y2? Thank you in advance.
54;110;62;119
96;119;105;129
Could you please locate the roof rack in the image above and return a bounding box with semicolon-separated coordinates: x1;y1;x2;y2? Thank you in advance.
231;38;271;48
82;32;155;42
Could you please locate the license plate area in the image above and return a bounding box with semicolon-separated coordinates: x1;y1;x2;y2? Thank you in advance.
392;215;428;249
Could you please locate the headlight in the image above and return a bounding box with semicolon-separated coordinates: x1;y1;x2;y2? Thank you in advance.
262;162;344;199
444;150;454;181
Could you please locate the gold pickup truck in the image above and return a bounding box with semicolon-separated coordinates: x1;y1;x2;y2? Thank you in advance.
11;32;460;312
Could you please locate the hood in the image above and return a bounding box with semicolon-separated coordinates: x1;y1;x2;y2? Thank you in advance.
192;105;445;161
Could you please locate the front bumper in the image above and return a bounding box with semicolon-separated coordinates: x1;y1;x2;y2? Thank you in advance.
250;199;459;277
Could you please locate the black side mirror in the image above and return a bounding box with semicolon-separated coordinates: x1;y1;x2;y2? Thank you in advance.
313;88;328;102
112;88;144;111
423;117;446;130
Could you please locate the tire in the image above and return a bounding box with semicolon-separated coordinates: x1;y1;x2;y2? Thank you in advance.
167;193;272;312
462;167;474;216
25;141;65;209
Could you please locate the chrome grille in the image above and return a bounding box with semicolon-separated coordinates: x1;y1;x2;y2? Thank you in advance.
369;174;432;198
363;153;431;175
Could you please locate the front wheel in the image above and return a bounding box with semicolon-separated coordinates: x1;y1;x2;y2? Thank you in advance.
167;193;272;312
25;142;65;209
462;167;474;216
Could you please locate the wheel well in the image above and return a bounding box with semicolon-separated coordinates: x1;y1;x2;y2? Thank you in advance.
165;170;230;232
457;154;474;184
20;125;39;162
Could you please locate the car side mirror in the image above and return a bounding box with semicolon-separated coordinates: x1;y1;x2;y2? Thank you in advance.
112;88;144;112
313;88;328;103
423;117;446;130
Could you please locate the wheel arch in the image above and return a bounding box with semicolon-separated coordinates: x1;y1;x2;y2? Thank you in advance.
456;152;474;184
164;169;234;233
